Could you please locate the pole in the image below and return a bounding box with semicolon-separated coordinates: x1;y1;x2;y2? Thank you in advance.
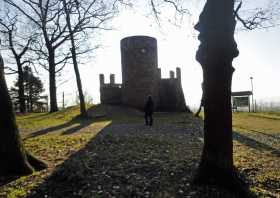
62;92;65;109
255;100;257;112
248;97;250;112
46;96;48;112
250;77;254;112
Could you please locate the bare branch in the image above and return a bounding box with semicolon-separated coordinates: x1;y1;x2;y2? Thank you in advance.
150;0;161;25
162;0;189;15
234;0;280;30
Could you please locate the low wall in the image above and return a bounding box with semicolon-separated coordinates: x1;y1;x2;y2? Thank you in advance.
158;79;187;112
100;84;122;105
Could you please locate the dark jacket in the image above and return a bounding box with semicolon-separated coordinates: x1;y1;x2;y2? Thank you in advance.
144;97;154;115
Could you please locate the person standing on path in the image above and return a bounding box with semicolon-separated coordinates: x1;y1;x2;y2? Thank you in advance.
144;95;154;126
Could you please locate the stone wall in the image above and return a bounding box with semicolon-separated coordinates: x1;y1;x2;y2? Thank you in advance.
100;85;122;105
99;74;122;105
158;68;187;112
158;79;187;112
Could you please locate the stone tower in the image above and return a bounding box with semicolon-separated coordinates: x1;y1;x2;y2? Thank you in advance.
120;36;159;109
99;35;188;112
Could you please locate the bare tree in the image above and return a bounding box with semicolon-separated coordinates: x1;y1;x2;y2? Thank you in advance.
0;9;37;113
61;0;118;117
4;0;72;112
192;0;243;192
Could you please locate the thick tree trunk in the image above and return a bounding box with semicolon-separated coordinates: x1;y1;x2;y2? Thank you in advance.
194;61;236;185
63;0;87;117
0;53;47;176
48;51;58;112
193;0;250;195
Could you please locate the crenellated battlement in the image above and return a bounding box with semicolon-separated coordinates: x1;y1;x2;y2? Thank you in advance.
99;73;122;105
158;67;181;81
99;74;122;88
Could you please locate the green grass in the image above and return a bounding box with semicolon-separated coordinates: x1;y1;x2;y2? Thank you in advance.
1;105;111;198
16;106;83;133
233;112;280;133
232;112;279;197
198;111;280;133
197;111;280;197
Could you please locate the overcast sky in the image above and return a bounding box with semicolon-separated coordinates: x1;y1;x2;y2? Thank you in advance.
5;0;280;109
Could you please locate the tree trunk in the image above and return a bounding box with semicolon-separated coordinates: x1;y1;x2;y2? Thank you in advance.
17;62;26;113
63;0;87;117
48;51;58;112
193;0;249;195
29;81;33;112
9;29;26;114
0;53;47;176
195;83;204;117
71;47;87;117
194;103;202;117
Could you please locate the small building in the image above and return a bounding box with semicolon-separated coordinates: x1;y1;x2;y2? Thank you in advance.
231;91;252;112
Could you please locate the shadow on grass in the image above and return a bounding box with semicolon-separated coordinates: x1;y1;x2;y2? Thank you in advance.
0;176;20;187
233;131;280;156
26;116;98;138
250;129;280;141
0;110;106;188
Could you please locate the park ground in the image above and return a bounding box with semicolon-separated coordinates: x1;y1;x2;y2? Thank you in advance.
0;105;279;198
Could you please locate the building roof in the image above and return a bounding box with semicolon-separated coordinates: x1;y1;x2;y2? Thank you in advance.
231;91;252;96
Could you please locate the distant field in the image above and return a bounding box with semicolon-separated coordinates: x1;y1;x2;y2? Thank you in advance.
233;112;280;133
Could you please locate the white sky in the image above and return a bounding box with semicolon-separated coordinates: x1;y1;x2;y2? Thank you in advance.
5;1;280;109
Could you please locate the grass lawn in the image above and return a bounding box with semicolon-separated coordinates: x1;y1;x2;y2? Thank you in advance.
0;106;279;197
232;112;280;197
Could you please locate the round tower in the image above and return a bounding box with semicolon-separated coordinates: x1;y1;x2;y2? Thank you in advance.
121;36;159;109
